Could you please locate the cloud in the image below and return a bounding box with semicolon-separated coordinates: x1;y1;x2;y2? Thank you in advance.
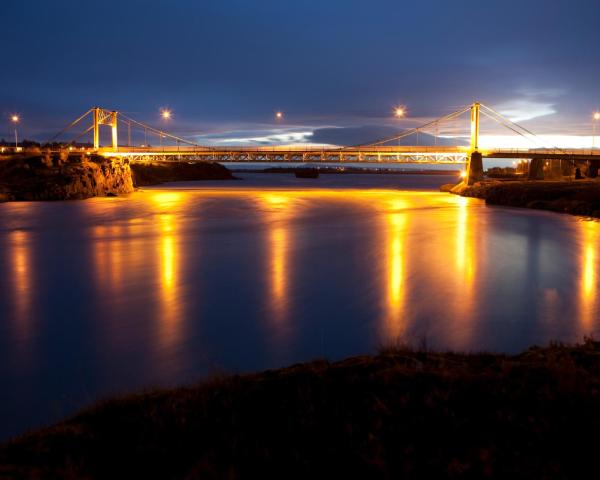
195;128;319;146
495;99;556;122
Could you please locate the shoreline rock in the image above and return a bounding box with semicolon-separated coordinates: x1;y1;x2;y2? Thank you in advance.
442;179;600;218
131;161;235;186
0;155;235;202
0;154;134;201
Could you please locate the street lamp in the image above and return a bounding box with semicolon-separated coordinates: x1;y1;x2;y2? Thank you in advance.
275;111;283;120
160;109;172;148
394;106;405;118
10;115;19;149
593;112;600;148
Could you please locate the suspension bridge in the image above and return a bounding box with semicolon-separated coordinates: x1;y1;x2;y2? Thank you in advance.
26;102;600;184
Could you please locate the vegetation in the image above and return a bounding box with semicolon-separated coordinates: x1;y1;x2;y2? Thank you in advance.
2;340;600;478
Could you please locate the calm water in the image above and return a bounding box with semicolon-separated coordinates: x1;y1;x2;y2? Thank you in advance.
1;173;599;439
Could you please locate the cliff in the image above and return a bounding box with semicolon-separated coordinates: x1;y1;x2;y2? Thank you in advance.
0;153;134;201
0;155;235;202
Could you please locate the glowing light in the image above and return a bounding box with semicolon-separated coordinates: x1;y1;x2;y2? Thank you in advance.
579;220;599;330
161;109;172;120
460;170;467;178
150;191;184;207
383;209;408;339
275;111;283;119
270;227;287;309
11;115;19;123
594;112;600;121
394;106;405;118
160;216;175;289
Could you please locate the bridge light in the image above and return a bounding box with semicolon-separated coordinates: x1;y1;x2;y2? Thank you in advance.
161;109;172;120
394;107;405;118
11;115;19;123
275;111;283;120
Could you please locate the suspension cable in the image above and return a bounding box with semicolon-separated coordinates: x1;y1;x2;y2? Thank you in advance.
117;113;200;147
45;108;93;144
355;105;471;148
479;103;567;153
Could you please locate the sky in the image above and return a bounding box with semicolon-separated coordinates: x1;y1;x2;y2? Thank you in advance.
1;0;600;148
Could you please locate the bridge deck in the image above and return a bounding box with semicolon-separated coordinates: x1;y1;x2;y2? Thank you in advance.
96;145;600;163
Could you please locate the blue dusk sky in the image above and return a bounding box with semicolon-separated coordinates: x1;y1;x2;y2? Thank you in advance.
1;0;600;147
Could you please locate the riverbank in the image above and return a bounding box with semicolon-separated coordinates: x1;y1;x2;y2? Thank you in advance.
0;154;234;201
2;340;600;479
0;154;134;201
131;160;234;186
443;179;600;218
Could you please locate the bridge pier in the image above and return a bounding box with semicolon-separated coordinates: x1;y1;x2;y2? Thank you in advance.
528;158;545;180
466;151;483;185
588;159;600;178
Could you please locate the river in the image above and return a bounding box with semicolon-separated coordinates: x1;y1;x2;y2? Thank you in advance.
0;172;598;439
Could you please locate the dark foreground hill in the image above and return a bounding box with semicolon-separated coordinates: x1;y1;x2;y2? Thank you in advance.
2;340;600;479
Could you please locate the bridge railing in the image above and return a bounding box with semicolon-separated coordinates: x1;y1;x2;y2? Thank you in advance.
486;148;600;156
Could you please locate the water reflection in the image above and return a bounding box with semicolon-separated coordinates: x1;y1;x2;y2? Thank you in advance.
92;225;125;291
8;229;33;344
453;196;477;344
257;194;294;343
151;192;186;354
579;220;599;331
4;175;600;442
382;199;409;339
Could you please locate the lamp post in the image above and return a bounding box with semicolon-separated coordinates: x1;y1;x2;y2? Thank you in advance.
160;109;172;149
394;106;406;146
11;115;19;149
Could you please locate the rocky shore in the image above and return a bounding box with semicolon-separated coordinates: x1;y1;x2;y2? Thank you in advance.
2;340;600;478
0;154;234;202
0;153;134;201
131;160;234;186
443;179;600;218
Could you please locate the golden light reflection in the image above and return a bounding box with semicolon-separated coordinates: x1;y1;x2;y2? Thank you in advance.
155;213;184;353
92;225;124;290
579;220;599;331
382;199;409;340
9;230;33;341
452;196;476;347
271;227;287;307
258;193;293;337
160;214;176;291
455;196;475;285
148;191;186;344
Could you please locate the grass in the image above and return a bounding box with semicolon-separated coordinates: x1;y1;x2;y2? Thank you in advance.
2;339;600;478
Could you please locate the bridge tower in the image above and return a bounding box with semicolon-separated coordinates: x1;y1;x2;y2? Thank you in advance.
93;107;118;150
466;102;483;185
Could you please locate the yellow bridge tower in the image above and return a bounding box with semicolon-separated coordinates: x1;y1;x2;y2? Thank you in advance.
466;102;483;184
92;107;118;150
